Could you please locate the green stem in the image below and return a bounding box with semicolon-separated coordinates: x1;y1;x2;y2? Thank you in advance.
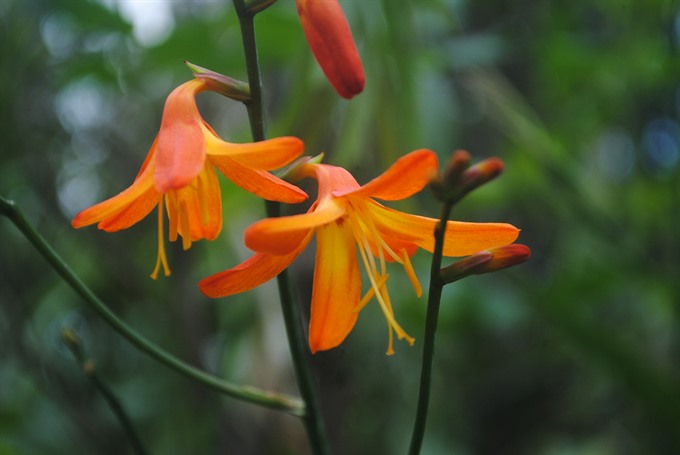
0;196;304;417
408;201;453;455
232;4;329;454
62;328;148;455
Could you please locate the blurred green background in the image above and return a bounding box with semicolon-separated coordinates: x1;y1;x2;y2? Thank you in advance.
1;0;679;454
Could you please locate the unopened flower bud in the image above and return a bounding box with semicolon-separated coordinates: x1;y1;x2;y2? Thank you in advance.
430;150;470;201
296;0;365;99
184;61;250;102
441;244;530;284
432;154;505;205
459;158;504;194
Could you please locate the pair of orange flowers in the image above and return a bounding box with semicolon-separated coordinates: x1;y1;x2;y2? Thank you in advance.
72;77;520;354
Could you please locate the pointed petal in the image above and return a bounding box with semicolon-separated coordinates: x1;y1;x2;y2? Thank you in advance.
134;135;158;180
369;202;520;257
245;199;345;255
206;134;304;171
199;232;312;298
211;155;308;203
334;149;438;200
98;189;160;232
308;221;361;353
72;163;159;232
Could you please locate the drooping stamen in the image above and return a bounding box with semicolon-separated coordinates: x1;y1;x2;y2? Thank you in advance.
351;212;379;277
354;202;401;265
378;274;414;345
151;198;171;279
354;202;421;297
351;215;413;350
355;273;389;313
386;326;395;355
401;248;422;297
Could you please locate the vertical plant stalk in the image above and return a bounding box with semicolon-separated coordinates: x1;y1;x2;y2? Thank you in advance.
232;4;329;454
408;201;454;455
0;196;304;416
62;328;148;455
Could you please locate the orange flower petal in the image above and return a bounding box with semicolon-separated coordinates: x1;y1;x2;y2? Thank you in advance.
97;189;160;232
206;134;304;171
335;149;439;201
245;199;345;255
72;163;159;232
369;202;520;257
366;231;419;262
153;80;208;193
169;166;222;242
307;162;360;196
199;232;312;298
308;221;361;353
154;119;206;193
211;155;308;204
134;135;158;180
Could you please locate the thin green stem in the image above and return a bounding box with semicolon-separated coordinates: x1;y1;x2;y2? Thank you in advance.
62;328;148;455
232;3;329;454
408;201;453;455
235;9;266;141
0;196;304;416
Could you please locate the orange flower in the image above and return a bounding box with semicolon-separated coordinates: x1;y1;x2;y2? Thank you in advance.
72;78;307;279
296;0;365;99
200;150;520;354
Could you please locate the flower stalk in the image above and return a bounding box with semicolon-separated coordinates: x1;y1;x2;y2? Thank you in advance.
0;195;305;416
232;2;329;454
409;153;528;453
408;199;453;455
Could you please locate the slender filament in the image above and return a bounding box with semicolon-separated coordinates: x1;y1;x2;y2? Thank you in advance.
151;198;171;279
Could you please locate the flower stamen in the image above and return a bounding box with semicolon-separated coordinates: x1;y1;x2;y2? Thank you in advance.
151;197;171;279
401;248;422;297
351;215;414;353
355;273;389;313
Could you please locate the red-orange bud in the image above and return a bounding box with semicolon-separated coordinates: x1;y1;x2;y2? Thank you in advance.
440;244;530;284
296;0;365;99
432;154;505;204
460;157;505;194
430;150;471;200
